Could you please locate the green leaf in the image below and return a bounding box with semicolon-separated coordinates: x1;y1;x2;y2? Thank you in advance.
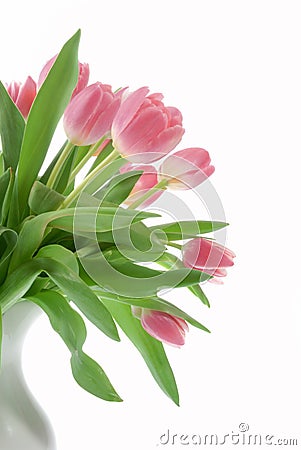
52;207;157;234
98;291;210;333
0;81;25;171
0;227;18;285
189;284;210;308
17;30;81;219
0;169;11;222
29;181;65;214
0;153;4;176
102;300;179;405
28;290;86;352
0;306;2;369
0;253;119;342
34;256;119;342
25;277;50;297
0;168;15;225
71;351;122;401
81;157;127;198
54;145;79;194
149;220;229;240
156;252;211;308
0;259;41;313
96;170;143;205
36;244;79;275
88;140;115;174
39;140;68;185
83;252;211;298
28;290;121;401
9;206;158;272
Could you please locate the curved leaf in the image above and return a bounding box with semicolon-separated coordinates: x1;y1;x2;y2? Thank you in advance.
97;291;210;333
28;290;86;352
9;206;157;272
149;220;228;240
189;284;210;308
0;153;4;176
102;300;179;405
82;252;211;298
0;169;11;219
0;259;41;313
34;256;119;342
96;170;143;205
17;30;81;219
71;351;122;402
29;181;65;214
0;306;2;368
28;290;122;401
0;227;18;284
36;244;79;275
0;168;15;225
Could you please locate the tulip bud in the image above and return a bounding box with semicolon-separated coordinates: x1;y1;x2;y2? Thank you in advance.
132;307;188;347
159;147;215;189
63;83;121;146
7;76;36;119
112;87;184;163
182;238;235;283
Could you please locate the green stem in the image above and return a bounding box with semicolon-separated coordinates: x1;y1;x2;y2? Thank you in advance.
69;137;106;184
128;179;168;209
60;149;120;209
47;141;75;189
167;242;182;250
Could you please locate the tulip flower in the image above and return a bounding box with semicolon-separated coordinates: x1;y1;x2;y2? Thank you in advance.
132;307;188;347
7;76;36;119
182;238;235;283
120;163;163;207
63;83;121;146
38;54;89;99
159;147;215;189
111;87;184;163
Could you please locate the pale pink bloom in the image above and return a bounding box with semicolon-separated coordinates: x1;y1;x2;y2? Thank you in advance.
132;307;188;347
111;87;184;163
159;147;215;189
7;76;36;119
63;83;121;146
120;163;162;207
38;54;89;99
182;238;235;283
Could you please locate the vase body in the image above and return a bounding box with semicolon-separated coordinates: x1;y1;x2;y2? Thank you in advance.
0;301;56;450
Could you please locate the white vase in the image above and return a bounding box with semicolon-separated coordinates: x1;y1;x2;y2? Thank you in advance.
0;301;57;450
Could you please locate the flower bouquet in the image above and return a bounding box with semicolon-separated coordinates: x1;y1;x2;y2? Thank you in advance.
0;30;234;408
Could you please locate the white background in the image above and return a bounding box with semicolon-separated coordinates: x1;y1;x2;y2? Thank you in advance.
1;1;301;449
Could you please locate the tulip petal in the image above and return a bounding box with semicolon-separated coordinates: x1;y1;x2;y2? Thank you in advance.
112;86;149;139
16;76;37;118
149;125;185;155
117;107;168;157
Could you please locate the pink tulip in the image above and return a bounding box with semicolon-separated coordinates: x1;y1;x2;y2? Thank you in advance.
7;76;36;119
120;163;163;207
132;307;188;347
182;238;235;283
38;54;89;99
111;87;184;163
159;147;215;189
63;83;121;146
